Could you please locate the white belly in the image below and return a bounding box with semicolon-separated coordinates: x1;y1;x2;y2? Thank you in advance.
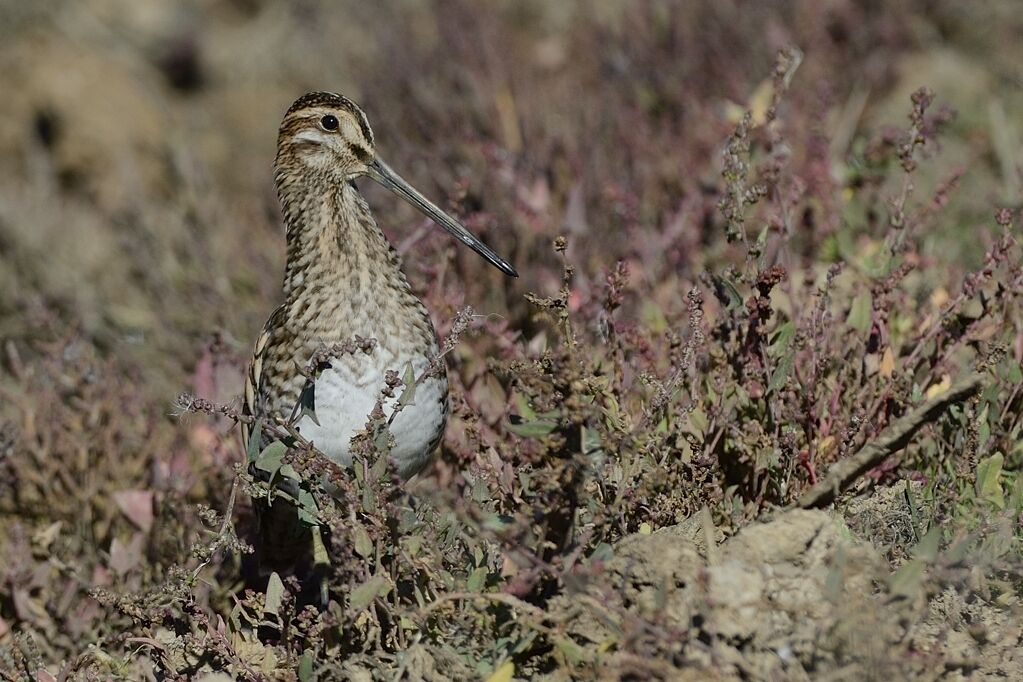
294;352;447;478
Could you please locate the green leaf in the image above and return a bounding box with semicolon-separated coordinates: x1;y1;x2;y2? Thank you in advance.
553;636;586;665
768;353;794;394
768;321;796;356
946;535;972;565
976;453;1005;509
911;526;941;562
372;420;393;456
589;543;614;563
471;477;491;503
466;566;488;593
688;407;709;438
298;651;314;682
295;378;320;426
353;527;373;559
602;396;626;431
755;224;769;267
506;417;558;438
349;574;392;611
1009;475;1023;512
1007;362;1023;385
297;489;320;525
820;233;841;262
482;513;513;532
246;420;263;464
641;300;668;332
254;441;288;476
887;559;925;598
263;572;285;617
277;464;301;482
581;426;604;457
514;393;537;420
396;361;418;408
370;443;388;474
312;526;329;568
712;274;744;311
977;403;991;446
847;292;873;333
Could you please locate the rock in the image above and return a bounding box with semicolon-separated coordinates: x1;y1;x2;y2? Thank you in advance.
550;509;886;679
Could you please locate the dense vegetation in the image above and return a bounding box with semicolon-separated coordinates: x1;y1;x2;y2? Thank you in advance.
1;1;1021;679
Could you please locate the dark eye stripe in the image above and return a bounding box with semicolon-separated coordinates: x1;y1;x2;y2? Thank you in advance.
351;145;372;163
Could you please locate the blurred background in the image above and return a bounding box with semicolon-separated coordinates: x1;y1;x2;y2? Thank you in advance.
1;0;1022;676
1;0;1019;403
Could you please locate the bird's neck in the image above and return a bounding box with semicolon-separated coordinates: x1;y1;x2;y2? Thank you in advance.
275;172;404;304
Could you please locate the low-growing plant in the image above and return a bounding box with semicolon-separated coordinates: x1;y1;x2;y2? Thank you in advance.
2;4;1023;679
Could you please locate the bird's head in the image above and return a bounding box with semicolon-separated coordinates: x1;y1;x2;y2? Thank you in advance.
277;91;376;181
276;92;517;277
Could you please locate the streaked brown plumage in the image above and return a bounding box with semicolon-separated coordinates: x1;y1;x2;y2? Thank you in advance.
242;92;516;577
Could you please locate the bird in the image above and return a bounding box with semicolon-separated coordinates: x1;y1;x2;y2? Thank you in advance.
241;92;517;578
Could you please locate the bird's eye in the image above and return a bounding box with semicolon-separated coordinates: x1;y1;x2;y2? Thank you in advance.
320;114;339;131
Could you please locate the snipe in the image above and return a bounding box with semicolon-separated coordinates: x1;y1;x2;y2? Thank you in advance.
242;92;516;573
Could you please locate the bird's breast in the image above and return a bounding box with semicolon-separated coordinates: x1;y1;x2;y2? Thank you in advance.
292;343;448;479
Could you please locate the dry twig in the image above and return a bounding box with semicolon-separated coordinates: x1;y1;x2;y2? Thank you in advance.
798;372;984;508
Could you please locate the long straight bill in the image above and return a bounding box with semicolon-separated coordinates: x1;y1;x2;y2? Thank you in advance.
367;158;518;277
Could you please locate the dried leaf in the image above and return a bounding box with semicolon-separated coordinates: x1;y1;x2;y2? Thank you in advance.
31;521;63;552
925;374;952;399
747;78;774;126
113;490;154;533
485;661;515;682
195;675;234;682
12;589;49;626
108;534;144;576
879;347;896;378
